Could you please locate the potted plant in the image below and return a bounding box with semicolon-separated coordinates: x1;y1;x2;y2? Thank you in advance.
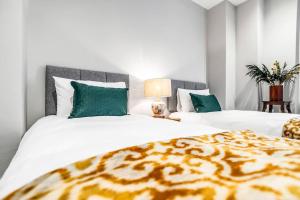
246;61;300;101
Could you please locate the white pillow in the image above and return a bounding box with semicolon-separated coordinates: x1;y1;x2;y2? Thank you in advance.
177;88;210;112
53;76;126;117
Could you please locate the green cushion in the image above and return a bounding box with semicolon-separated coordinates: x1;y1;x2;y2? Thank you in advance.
190;93;221;113
69;81;128;118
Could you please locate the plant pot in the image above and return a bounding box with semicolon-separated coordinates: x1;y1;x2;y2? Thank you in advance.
269;85;283;101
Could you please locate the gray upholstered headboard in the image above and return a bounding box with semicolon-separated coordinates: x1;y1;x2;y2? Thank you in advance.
167;80;207;112
45;65;129;116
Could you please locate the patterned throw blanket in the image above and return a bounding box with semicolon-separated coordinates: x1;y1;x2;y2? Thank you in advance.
283;118;300;140
4;131;300;200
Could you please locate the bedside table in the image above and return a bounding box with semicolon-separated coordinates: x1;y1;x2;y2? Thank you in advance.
262;101;292;113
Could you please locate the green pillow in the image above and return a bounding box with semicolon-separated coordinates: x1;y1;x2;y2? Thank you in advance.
190;93;221;113
69;81;128;118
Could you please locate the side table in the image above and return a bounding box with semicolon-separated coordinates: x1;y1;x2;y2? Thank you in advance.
262;101;292;113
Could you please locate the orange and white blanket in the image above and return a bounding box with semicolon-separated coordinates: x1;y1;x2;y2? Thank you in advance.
4;131;300;200
283;118;300;140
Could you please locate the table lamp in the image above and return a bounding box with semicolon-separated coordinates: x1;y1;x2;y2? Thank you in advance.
144;78;171;118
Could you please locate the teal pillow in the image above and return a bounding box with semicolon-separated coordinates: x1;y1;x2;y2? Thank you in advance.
190;93;221;113
69;81;128;118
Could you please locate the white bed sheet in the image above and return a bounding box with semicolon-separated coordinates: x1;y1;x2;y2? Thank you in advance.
170;110;299;137
0;115;224;198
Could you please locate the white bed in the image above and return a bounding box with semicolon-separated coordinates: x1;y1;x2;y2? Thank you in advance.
0;114;224;198
168;80;300;138
2;69;298;198
170;110;299;137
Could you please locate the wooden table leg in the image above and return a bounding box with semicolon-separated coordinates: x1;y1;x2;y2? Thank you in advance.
262;103;267;112
280;103;285;113
286;103;292;113
269;105;273;113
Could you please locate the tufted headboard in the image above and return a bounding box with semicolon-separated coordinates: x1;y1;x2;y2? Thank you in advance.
45;65;130;116
167;80;207;113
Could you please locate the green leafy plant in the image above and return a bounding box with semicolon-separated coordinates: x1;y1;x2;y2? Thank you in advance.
246;61;300;85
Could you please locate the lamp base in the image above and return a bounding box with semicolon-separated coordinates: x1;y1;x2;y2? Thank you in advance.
151;101;166;118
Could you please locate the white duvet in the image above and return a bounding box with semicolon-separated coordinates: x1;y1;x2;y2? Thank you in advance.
0;115;224;198
170;110;299;137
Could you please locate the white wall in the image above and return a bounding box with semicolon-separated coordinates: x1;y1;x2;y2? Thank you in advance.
262;0;297;103
225;1;236;110
207;0;236;110
236;0;298;110
235;0;263;110
207;2;227;109
295;0;300;113
0;0;25;175
26;0;207;127
262;0;297;66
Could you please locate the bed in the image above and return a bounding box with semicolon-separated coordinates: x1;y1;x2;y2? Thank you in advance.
0;66;223;198
1;68;300;200
168;79;300;137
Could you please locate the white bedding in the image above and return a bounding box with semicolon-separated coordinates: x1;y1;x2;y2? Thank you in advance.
0;115;224;198
170;110;299;137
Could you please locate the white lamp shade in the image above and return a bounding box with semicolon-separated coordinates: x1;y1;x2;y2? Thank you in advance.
144;79;172;98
